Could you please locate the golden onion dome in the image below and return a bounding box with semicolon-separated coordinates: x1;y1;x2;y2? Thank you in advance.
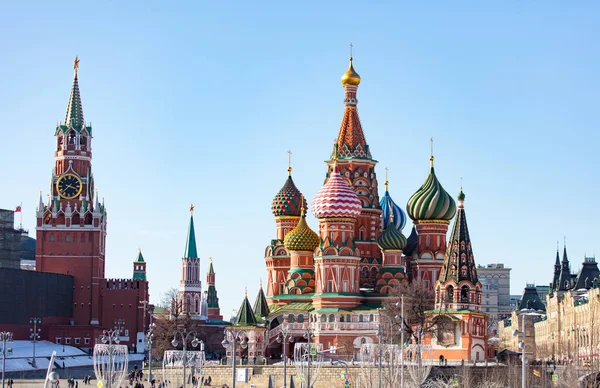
341;57;361;86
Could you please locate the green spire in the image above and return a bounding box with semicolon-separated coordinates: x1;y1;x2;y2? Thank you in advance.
208;258;215;274
234;290;258;326
65;56;85;130
184;205;198;259
253;281;270;320
135;249;145;262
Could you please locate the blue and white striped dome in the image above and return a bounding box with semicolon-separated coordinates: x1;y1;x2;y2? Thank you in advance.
380;190;407;231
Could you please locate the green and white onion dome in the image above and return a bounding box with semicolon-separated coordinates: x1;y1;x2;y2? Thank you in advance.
406;159;456;221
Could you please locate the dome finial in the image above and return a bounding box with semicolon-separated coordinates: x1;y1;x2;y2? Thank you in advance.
385;167;389;192
190;204;194;214
430;137;435;168
73;56;80;73
287;149;293;176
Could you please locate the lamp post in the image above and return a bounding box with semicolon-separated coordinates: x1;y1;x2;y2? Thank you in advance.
99;321;124;388
171;328;199;388
1;332;13;388
512;309;543;388
395;295;405;388
222;328;248;388
276;325;294;388
30;317;42;368
146;318;155;383
376;321;384;388
302;327;314;388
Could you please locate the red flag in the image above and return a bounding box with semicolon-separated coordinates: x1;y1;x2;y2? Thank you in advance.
15;206;21;213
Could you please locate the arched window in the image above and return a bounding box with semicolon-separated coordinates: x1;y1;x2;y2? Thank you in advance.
369;314;374;322
461;286;469;303
288;314;295;323
297;314;304;323
447;285;454;301
329;314;335;323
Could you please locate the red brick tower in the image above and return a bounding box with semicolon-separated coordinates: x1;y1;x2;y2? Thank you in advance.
36;57;107;326
328;56;383;288
179;206;203;316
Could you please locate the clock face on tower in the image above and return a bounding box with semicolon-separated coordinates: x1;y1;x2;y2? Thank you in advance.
56;173;83;199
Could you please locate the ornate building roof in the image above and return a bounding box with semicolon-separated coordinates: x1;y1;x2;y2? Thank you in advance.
518;284;546;311
234;292;258;326
572;257;600;290
283;209;319;251
57;56;91;134
552;248;561;291
406;157;456;221
380;187;407;231
253;282;270;320
332;57;372;160
438;190;479;285
557;245;572;291
184;207;198;259
377;216;407;251
271;174;304;217
311;164;362;219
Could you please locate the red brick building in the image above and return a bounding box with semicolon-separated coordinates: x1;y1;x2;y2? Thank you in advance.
5;58;152;352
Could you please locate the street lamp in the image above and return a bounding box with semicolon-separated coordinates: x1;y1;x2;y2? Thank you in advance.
376;321;384;388
302;327;314;388
222;328;248;388
1;332;13;388
395;295;406;388
512;309;543;388
276;325;294;388
146;320;156;384
172;327;199;388
30;317;42;368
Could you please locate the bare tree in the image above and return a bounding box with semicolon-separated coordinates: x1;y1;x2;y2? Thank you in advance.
381;279;452;350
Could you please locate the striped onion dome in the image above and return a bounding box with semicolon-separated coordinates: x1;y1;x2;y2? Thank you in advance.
380;190;407;231
284;211;320;252
377;220;407;251
311;164;362;219
271;175;304;217
406;159;456;221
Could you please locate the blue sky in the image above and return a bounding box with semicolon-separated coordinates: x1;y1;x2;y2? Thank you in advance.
1;1;599;319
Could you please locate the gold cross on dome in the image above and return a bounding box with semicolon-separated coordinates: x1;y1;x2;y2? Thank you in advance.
350;43;353;58
287;149;292;176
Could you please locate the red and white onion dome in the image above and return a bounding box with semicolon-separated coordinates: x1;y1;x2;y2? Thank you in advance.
311;164;363;219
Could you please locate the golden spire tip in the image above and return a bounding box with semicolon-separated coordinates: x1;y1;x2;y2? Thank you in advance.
287;149;293;176
384;167;389;192
73;56;80;71
190;204;194;214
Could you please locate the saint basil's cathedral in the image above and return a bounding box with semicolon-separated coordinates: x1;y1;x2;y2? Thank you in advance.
218;56;488;362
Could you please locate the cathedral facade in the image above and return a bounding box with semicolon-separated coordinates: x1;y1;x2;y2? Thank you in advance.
257;57;488;361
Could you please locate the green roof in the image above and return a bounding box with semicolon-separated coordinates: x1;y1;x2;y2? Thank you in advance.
208;259;214;274
234;295;258;326
63;67;87;132
268;302;314;315
184;214;198;258
135;250;145;262
253;285;270;319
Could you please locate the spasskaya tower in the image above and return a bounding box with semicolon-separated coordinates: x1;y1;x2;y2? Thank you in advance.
36;57;107;326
